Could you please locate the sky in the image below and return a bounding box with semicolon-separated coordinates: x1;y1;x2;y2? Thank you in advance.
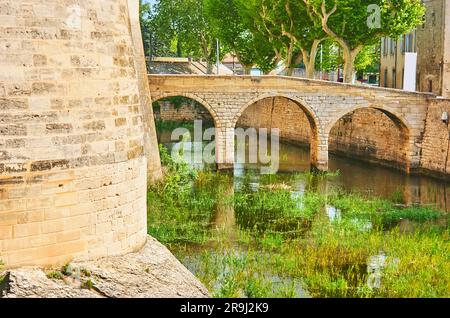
143;0;156;7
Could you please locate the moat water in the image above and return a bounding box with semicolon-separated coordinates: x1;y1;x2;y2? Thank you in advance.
159;130;450;212
154;129;449;297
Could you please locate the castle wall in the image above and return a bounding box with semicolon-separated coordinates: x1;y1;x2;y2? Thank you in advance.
0;0;154;267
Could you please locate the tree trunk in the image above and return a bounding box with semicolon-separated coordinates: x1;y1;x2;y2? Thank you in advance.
342;45;363;84
243;65;252;75
301;40;322;80
305;60;315;79
206;62;214;74
285;67;294;76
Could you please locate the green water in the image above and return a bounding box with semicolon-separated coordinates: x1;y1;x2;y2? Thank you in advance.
148;131;449;298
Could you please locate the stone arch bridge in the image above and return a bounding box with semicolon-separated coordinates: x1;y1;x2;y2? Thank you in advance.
148;75;435;172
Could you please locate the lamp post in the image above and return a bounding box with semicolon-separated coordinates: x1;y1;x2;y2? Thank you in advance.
216;39;220;75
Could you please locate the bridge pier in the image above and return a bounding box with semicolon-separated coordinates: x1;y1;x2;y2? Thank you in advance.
311;134;329;172
216;127;235;171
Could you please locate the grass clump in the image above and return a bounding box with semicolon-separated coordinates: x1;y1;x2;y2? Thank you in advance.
0;259;4;282
148;145;231;245
80;279;95;290
46;271;65;280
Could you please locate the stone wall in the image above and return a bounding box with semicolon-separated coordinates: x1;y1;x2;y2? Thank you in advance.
420;99;450;175
236;97;311;145
0;0;155;267
416;0;447;96
126;0;162;181
329;109;409;170
154;101;213;122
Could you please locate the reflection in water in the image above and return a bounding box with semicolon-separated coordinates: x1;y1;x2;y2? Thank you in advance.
161;130;450;212
159;128;448;297
326;205;341;222
213;182;236;232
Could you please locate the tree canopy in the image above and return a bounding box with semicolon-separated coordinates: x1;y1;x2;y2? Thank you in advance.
141;0;425;81
304;0;425;82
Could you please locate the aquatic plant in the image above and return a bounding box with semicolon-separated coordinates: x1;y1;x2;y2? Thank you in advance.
147;148;450;298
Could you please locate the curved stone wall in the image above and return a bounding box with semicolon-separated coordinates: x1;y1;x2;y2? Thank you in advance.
0;0;154;267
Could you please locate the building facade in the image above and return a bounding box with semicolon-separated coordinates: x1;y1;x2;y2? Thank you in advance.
380;0;450;98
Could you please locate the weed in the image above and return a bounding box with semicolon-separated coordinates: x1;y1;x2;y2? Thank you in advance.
80;279;95;290
46;271;65;280
147;146;449;298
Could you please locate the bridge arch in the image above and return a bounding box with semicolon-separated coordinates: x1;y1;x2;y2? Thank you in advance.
232;93;326;171
152;92;222;129
327;105;412;171
232;93;322;131
325;105;412;135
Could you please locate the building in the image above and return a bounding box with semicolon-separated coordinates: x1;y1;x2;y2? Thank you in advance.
380;31;417;89
380;0;450;98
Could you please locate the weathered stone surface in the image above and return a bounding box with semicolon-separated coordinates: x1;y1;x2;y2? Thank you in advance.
149;75;433;173
0;0;161;268
1;237;209;298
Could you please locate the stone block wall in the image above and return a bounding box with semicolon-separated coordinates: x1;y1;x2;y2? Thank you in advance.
154;101;213;122
329;108;409;170
236;97;311;145
236;98;408;170
0;0;154;267
420;99;450;175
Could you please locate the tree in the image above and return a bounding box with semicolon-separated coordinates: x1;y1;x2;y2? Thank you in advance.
280;0;327;78
315;40;380;81
176;0;220;73
238;0;327;78
142;0;220;73
304;0;425;83
140;0;182;58
205;0;259;74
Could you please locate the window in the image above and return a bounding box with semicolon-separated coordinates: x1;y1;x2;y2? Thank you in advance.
393;69;397;88
390;38;395;55
382;38;388;56
405;33;414;53
384;69;388;88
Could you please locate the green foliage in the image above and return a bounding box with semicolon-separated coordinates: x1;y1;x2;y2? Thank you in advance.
153;96;203;111
355;44;380;74
305;0;425;82
148;145;231;245
234;189;325;238
154;120;195;136
306;0;425;48
143;0;425;80
46;271;65;280
204;0;258;72
148;164;449;298
140;0;177;57
236;0;327;76
61;263;72;276
329;190;443;228
80;279;95;290
142;0;222;72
